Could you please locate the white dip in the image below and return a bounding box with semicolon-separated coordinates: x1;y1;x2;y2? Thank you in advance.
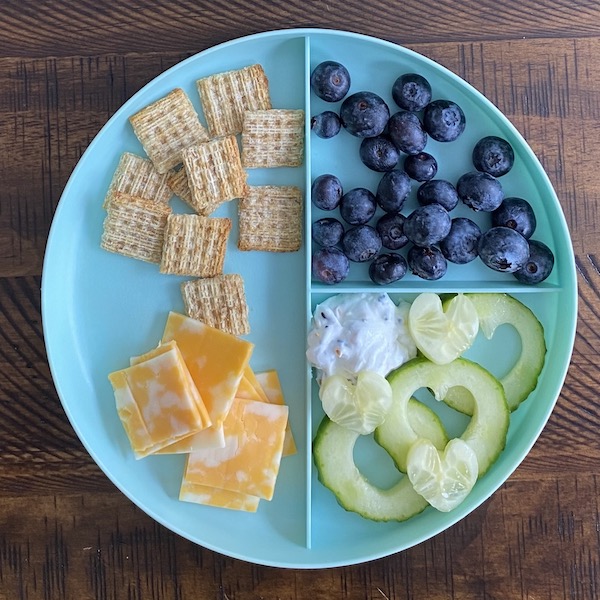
306;293;417;380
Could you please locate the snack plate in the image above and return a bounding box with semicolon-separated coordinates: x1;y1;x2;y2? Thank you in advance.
41;29;577;568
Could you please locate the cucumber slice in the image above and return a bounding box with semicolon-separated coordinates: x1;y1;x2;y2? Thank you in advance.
313;399;447;521
443;293;546;414
377;356;509;475
374;397;449;472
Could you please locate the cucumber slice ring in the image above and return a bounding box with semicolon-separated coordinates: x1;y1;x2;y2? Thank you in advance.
443;293;547;414
376;356;509;476
313;399;447;522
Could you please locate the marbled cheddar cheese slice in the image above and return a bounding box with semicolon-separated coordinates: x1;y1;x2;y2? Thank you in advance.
109;340;211;459
161;312;254;445
155;423;225;453
235;372;264;401
132;342;226;453
184;398;288;500
179;479;260;513
255;369;297;456
240;365;269;403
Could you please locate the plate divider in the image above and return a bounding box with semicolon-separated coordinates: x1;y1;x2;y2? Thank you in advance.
303;34;313;550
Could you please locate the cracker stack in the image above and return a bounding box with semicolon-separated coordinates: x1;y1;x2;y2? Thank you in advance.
101;63;308;341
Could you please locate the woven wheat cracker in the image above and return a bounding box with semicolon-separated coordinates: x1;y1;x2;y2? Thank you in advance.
197;64;271;138
238;186;302;252
103;152;173;208
166;166;194;209
241;109;304;168
160;214;231;277
181;274;250;336
129;88;209;174
101;192;172;263
182;136;247;216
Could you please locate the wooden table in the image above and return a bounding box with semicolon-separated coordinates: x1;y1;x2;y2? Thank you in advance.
1;1;598;598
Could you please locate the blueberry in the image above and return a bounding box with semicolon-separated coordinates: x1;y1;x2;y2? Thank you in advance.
457;171;504;212
312;217;345;247
492;197;537;239
376;170;411;213
376;213;408;250
387;111;427;154
340;91;390;138
311;111;341;138
369;253;408;285
404;152;438;182
439;217;482;264
339;188;377;225
423;99;466;142
392;73;432;112
407;245;448;280
310;61;351;102
341;225;382;262
312;174;343;210
478;226;530;273
473;136;515;177
359;135;400;172
404;204;452;247
312;247;350;284
417;179;459;211
513;239;554;284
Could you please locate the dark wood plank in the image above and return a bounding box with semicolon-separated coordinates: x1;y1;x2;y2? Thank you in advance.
2;1;600;57
0;478;598;599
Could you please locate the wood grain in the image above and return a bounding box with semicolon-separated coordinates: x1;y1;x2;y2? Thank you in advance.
2;0;600;56
1;6;599;598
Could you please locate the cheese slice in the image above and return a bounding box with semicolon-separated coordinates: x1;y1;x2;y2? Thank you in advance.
184;397;288;500
130;341;225;453
240;365;269;403
255;369;297;456
108;340;211;459
235;372;264;401
161;312;254;447
179;479;260;512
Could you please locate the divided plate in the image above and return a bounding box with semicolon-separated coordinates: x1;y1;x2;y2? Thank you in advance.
41;29;577;568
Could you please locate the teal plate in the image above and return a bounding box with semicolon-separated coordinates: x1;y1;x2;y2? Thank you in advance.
41;29;577;568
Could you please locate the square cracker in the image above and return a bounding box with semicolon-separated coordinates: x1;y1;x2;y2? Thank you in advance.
166;166;193;209
160;214;231;277
181;274;250;336
238;186;302;252
101;191;172;263
241;109;304;168
129;88;209;174
182;136;247;216
197;64;271;138
103;152;172;208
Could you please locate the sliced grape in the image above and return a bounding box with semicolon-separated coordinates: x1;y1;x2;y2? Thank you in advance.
408;293;479;365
